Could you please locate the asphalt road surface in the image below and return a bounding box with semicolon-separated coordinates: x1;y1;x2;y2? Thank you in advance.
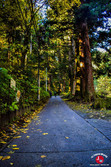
0;96;111;167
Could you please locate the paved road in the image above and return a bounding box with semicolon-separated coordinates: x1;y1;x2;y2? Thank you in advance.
0;96;111;167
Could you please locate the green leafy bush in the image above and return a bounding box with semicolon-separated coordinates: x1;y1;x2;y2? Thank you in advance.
96;76;111;97
93;76;111;109
9;102;19;111
40;89;50;100
0;68;17;114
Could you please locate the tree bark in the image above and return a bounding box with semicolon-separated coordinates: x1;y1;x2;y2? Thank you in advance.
71;35;76;95
81;21;95;100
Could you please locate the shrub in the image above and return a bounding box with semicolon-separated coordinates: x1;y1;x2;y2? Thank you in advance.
0;68;17;114
96;76;111;97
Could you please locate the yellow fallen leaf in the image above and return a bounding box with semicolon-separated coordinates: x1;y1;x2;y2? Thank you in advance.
0;156;3;160
35;165;41;167
41;155;46;158
12;145;17;147
2;156;11;161
25;120;31;123
10;162;14;165
8;151;14;154
23;132;27;133
42;133;48;135
26;136;30;138
13;148;19;150
65;137;69;139
13;136;21;139
0;141;6;144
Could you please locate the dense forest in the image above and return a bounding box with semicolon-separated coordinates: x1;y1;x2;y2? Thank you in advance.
0;0;111;115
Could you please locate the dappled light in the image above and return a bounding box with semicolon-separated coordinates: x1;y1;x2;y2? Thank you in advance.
0;0;111;166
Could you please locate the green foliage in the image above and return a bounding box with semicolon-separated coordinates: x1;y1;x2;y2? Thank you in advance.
0;68;17;113
9;102;19;111
92;51;111;77
93;75;111;109
93;97;111;109
40;89;50;100
96;76;111;97
0;0;111;116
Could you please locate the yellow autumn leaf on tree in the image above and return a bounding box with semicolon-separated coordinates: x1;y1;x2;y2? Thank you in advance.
2;156;11;161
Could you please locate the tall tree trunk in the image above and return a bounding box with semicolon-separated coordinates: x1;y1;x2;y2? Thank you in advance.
79;38;86;97
68;43;73;93
38;65;40;101
81;21;95;100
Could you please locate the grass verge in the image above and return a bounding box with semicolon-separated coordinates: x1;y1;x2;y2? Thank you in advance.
63;98;111;120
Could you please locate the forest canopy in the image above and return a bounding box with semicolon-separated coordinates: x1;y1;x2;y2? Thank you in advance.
0;0;111;114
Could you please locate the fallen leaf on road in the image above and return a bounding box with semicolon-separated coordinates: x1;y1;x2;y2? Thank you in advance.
8;151;14;154
0;156;3;160
10;162;14;165
13;136;21;139
26;136;30;138
64;120;67;122
42;133;48;135
0;141;7;144
12;148;19;150
8;145;11;148
65;137;69;139
41;155;46;158
2;156;11;160
25;119;31;123
12;145;17;147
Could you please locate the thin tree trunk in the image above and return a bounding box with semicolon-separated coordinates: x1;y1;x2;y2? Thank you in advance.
71;36;76;95
68;44;73;93
38;66;40;101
